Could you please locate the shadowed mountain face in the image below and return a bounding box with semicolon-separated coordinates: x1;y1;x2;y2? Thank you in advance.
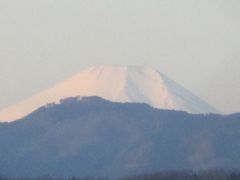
0;97;239;177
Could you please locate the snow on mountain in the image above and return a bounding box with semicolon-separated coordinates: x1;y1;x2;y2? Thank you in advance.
0;65;218;122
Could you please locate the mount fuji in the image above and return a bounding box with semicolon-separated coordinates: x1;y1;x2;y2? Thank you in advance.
0;65;218;122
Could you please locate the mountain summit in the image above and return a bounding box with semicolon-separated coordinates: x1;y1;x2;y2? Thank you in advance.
0;65;218;122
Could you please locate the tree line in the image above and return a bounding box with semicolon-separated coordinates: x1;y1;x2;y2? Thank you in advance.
1;170;240;180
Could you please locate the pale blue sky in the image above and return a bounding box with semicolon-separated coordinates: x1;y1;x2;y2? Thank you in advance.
0;0;240;113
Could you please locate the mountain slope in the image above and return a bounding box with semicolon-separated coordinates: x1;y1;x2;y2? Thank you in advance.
0;97;238;177
0;65;218;122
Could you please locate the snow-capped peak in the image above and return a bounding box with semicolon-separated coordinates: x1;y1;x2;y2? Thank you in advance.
0;65;218;122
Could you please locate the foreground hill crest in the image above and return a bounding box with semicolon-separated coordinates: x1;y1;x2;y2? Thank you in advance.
0;96;239;177
0;65;218;122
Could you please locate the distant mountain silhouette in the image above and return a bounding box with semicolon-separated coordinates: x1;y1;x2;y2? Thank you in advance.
0;97;239;178
0;65;218;122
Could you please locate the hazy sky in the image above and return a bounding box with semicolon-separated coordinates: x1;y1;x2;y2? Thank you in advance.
0;0;240;113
